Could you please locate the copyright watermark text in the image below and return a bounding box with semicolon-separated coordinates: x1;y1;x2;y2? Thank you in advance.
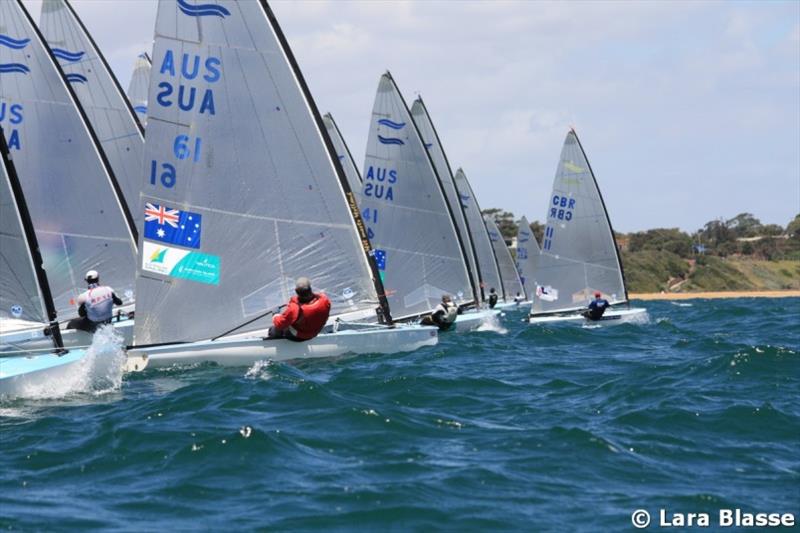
630;509;795;528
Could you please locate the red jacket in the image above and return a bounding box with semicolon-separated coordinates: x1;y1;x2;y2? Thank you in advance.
272;293;331;340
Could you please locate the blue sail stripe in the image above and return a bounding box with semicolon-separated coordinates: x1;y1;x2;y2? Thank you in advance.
377;135;404;146
377;118;406;130
0;35;30;50
177;0;231;17
51;48;86;62
0;63;30;74
65;73;88;83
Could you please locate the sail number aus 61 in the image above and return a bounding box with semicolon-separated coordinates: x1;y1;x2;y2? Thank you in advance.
149;135;203;188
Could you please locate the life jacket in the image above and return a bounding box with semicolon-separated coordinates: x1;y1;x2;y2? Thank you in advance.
288;293;331;340
77;284;115;323
434;302;458;326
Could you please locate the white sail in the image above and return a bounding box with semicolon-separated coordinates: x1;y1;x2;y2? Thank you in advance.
128;52;151;126
410;97;482;303
134;0;388;345
453;168;503;297
485;215;524;300
532;129;628;315
39;0;146;227
360;72;474;320
0;0;137;321
0;130;46;324
515;215;539;299
322;112;361;195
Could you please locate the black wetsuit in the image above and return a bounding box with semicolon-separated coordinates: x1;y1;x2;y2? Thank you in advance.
488;293;498;309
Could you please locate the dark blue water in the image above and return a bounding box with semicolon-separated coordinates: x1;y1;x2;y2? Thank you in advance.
2;298;798;530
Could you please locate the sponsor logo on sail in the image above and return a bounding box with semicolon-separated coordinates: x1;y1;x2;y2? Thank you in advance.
563;160;586;174
65;73;88;84
51;48;86;63
377;135;404;146
377;118;405;130
142;241;220;285
0;63;30;75
10;305;23;318
177;0;231;18
536;285;558;302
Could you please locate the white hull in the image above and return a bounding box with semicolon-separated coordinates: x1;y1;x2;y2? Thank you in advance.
0;316;134;353
529;307;648;326
494;300;532;312
125;324;438;371
452;308;502;332
0;349;88;398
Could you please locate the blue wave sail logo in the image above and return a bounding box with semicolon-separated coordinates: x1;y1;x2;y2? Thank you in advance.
0;35;30;50
51;48;86;63
134;105;148;113
65;73;88;84
0;63;30;75
424;142;433;148
377;118;405;130
377;135;404;146
177;0;231;18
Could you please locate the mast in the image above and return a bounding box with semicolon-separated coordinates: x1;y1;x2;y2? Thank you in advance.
262;1;393;324
0;128;64;351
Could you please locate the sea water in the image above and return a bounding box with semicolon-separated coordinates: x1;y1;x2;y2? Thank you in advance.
1;298;797;530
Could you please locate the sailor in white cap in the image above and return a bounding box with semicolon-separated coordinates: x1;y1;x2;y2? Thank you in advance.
66;270;124;333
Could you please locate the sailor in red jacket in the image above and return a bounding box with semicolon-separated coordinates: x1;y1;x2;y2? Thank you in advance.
267;277;331;341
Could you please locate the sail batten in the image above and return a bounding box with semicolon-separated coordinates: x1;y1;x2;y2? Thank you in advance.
134;0;386;345
531;129;628;316
359;73;474;319
0;0;138;321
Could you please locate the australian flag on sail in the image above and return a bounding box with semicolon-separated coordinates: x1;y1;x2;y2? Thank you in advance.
144;203;202;249
373;249;386;270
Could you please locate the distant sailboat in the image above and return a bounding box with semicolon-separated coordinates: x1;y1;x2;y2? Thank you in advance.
125;1;436;371
39;0;146;226
359;73;496;330
529;129;647;325
515;215;538;304
484;215;526;310
0;127;89;396
453;168;504;300
0;0;137;348
323;112;362;194
127;52;151;126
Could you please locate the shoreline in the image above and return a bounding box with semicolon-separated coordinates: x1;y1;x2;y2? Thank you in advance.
630;290;800;301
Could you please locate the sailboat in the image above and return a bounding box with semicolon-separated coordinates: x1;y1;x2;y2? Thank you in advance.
359;73;497;331
127;53;151;127
39;0;146;226
410;97;485;306
528;129;647;325
322;113;362;195
514;215;538;307
452;169;505;301
484;216;528;311
124;1;437;371
0;127;90;396
0;0;137;350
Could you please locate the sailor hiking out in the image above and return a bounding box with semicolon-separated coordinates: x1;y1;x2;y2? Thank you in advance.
584;291;610;321
513;292;524;304
67;270;123;333
268;277;331;342
420;294;459;331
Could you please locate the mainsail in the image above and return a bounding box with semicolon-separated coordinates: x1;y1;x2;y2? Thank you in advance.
134;0;388;345
323;112;361;194
410;97;482;303
39;0;146;227
128;52;151;126
531;129;628;315
0;0;137;320
0;129;46;324
360;72;473;320
485;215;524;300
453;168;503;297
515;215;539;299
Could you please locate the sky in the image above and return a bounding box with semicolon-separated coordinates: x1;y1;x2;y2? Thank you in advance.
24;0;800;233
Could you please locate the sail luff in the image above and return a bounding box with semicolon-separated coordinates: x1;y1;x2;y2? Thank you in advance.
127;52;151;127
323;112;363;193
261;1;392;324
411;97;483;304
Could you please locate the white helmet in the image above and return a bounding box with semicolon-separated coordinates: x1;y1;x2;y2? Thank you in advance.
85;270;99;282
